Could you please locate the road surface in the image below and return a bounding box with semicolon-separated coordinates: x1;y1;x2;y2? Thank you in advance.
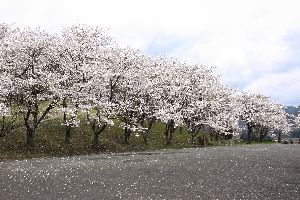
1;144;300;199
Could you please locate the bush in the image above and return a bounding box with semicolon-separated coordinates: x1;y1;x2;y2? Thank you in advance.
283;140;289;144
264;137;272;142
290;139;293;144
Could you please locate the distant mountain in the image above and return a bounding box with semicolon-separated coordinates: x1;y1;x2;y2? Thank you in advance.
284;106;300;116
284;106;300;137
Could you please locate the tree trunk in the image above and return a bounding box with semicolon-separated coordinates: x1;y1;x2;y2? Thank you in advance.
94;133;99;145
124;127;131;143
166;128;175;145
93;125;107;145
141;131;148;145
247;123;252;144
260;134;264;143
65;125;72;144
259;127;267;143
278;131;282;143
209;127;213;141
251;131;255;142
27;128;34;147
215;133;219;141
125;127;128;143
63;98;75;145
179;126;182;134
225;134;229;140
140;117;148;145
165;120;176;145
166;137;172;145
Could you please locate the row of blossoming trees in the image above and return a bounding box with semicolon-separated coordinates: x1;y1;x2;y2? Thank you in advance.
0;23;296;147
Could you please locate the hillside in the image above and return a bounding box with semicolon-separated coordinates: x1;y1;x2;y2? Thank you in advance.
284;106;300;116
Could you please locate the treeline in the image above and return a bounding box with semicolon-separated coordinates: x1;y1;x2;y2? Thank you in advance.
0;23;293;147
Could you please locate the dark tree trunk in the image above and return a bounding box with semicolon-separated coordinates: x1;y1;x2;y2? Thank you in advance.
141;119;154;145
260;134;264;143
209;127;213;141
23;99;57;147
93;123;107;145
65;126;72;144
94;133;99;145
63;98;78;145
186;122;191;135
63;97;69;144
124;126;132;144
247;123;252;144
225;134;229;140
24;104;35;147
278;131;282;143
259;127;268;143
215;133;219;141
165;120;176;145
166;128;175;145
251;131;255;142
27;128;34;147
86;111;108;145
139;117;147;145
179;126;182;134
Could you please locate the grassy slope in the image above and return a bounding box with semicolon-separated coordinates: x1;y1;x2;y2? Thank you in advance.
0;114;201;159
0;113;278;160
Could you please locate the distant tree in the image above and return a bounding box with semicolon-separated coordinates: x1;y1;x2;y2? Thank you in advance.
236;91;290;144
291;130;300;138
295;105;300;128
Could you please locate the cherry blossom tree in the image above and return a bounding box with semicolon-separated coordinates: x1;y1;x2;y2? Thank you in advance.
58;24;113;144
154;59;239;145
296;105;300;128
296;117;300;128
78;45;125;145
112;47;155;143
0;56;18;137
151;56;187;145
236;91;290;144
1;22;294;150
0;25;62;146
205;84;241;141
0;23;19;137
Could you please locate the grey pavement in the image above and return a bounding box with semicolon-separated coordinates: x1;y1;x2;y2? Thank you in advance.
0;144;300;199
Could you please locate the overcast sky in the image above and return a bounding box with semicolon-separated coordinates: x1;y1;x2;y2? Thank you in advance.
1;0;300;106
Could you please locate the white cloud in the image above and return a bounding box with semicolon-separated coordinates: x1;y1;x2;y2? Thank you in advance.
244;67;300;106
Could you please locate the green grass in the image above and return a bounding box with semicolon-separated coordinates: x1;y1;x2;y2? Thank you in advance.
0;116;195;160
0;114;279;161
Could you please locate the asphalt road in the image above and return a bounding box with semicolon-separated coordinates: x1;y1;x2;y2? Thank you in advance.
1;144;300;199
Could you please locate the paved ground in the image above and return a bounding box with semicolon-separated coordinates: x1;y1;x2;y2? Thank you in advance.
0;144;300;199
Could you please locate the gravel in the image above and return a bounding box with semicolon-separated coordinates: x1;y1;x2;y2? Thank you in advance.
1;144;300;199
